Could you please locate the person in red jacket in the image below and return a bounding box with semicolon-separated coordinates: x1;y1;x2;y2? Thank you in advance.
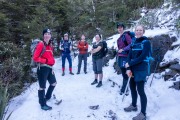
77;34;89;74
33;29;57;111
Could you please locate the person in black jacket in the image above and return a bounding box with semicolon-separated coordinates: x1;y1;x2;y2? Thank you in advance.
90;34;104;88
124;25;151;120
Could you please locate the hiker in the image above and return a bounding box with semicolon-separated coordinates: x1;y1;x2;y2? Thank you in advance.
117;22;132;95
33;29;57;110
59;33;74;76
77;34;89;74
71;35;79;60
124;25;151;120
90;34;104;87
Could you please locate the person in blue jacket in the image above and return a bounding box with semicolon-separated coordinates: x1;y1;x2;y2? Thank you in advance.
124;25;151;120
59;33;74;76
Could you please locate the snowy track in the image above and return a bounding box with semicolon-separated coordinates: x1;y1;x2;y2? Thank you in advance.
4;57;180;120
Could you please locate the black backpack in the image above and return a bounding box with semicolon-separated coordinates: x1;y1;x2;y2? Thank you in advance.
101;41;108;57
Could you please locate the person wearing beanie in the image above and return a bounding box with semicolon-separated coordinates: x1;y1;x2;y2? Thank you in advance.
33;28;57;111
59;33;74;76
116;22;132;95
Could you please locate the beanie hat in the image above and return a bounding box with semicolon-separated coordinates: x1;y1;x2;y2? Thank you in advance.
117;22;125;29
43;29;51;36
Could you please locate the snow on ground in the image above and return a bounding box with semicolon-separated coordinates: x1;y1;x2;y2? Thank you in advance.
4;53;180;120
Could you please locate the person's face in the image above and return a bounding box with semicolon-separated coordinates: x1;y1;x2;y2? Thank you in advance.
43;32;51;41
64;35;68;40
95;35;100;42
135;26;145;38
117;26;124;34
81;35;85;40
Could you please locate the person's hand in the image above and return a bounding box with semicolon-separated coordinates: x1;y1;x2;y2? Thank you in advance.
126;70;132;77
125;63;129;68
90;49;94;54
118;49;124;53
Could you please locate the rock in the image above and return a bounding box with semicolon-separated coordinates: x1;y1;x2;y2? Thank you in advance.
169;64;180;73
164;69;177;81
159;61;170;68
169;81;180;90
165;69;177;76
169;58;179;65
150;34;173;72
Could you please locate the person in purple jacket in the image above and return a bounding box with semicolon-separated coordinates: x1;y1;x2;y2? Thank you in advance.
116;22;132;95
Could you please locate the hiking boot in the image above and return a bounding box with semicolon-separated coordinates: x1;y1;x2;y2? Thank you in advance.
91;79;98;85
132;112;146;120
38;90;52;111
70;72;74;75
77;72;80;74
96;81;102;88
84;71;87;74
41;104;52;111
62;72;65;76
124;104;138;112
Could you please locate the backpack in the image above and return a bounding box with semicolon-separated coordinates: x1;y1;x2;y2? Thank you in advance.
30;39;46;67
101;41;108;57
132;39;154;75
122;31;135;46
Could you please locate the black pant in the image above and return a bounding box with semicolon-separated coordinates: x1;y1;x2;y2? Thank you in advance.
130;79;147;115
77;53;87;73
37;66;56;88
120;67;128;93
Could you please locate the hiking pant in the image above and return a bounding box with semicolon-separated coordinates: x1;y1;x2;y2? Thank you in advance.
130;79;147;115
62;53;72;70
37;66;56;89
77;53;88;73
118;56;128;93
120;67;129;93
93;58;103;74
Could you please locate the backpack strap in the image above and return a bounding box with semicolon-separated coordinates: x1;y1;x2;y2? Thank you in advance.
41;42;46;56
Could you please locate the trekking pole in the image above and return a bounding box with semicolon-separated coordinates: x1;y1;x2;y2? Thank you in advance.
150;61;159;87
122;76;131;102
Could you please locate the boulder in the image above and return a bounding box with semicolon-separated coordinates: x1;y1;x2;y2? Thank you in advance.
150;34;173;73
169;63;180;73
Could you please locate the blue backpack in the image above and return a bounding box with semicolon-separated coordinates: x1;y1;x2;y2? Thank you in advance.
132;39;154;75
122;31;136;46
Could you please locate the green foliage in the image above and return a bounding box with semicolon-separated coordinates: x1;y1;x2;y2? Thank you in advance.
0;85;8;120
0;42;31;97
